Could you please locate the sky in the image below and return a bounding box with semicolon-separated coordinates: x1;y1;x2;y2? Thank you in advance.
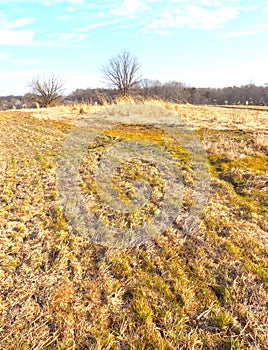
0;0;268;96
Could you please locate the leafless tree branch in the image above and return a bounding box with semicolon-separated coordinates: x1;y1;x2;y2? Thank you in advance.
101;51;141;97
28;74;65;107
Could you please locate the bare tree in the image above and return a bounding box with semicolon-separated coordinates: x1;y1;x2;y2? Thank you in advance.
101;50;141;97
28;74;65;107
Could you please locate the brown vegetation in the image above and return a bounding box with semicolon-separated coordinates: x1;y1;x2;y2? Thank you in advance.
0;101;267;349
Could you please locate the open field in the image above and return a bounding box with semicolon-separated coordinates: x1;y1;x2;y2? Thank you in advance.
0;102;267;349
217;105;268;113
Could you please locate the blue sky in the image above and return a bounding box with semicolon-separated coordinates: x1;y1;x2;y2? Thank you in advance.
0;0;268;95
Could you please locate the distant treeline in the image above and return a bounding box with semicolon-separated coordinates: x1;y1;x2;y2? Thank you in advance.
68;81;268;106
1;81;268;109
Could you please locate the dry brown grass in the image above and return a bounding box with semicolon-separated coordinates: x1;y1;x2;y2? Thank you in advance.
0;102;267;349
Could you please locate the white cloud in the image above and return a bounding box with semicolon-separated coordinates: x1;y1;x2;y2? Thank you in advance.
47;32;87;41
154;29;171;36
187;5;240;29
76;20;122;32
64;6;75;12
0;11;6;24
198;0;223;7
11;58;44;66
0;69;49;95
0;29;34;45
252;23;268;29
0;52;11;58
110;0;150;16
56;15;71;20
144;4;240;33
62;71;102;93
4;17;35;29
222;22;268;38
0;13;35;45
49;0;84;3
66;0;83;3
0;0;84;4
222;30;261;38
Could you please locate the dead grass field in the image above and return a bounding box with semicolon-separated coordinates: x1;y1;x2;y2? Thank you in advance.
0;101;267;349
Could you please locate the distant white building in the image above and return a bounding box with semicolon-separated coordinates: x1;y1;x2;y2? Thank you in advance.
14;99;22;109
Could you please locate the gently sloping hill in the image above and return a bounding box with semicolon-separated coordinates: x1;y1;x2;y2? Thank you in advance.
0;105;267;349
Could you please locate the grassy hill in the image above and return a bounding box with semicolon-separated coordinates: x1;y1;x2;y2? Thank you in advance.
0;101;267;349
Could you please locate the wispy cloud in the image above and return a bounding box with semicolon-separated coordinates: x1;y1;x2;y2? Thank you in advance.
66;0;83;3
56;15;71;20
0;29;34;45
222;23;268;38
252;23;268;29
10;57;44;66
110;0;150;16
222;30;261;38
0;52;11;58
187;5;240;29
64;6;75;12
0;0;84;4
0;14;35;45
143;4;240;34
0;68;49;95
0;1;244;37
46;32;87;42
76;20;122;32
198;0;224;7
4;17;35;29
